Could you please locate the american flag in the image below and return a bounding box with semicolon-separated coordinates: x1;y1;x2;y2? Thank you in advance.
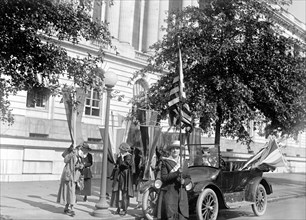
241;139;289;171
168;46;192;131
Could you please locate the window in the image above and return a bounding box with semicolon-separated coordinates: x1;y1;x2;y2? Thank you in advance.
85;89;101;116
26;88;50;109
88;138;102;142
29;133;49;138
133;78;149;97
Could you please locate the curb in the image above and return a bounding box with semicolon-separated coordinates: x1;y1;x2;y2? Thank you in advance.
268;193;306;203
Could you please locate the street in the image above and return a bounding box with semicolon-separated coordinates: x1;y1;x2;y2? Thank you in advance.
216;197;306;220
0;172;305;220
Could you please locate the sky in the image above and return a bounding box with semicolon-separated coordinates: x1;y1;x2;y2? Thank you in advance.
283;0;306;24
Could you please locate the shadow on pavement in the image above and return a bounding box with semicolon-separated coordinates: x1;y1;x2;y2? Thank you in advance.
4;196;63;214
0;215;13;220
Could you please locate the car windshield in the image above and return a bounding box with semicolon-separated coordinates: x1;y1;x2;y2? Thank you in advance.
185;144;220;169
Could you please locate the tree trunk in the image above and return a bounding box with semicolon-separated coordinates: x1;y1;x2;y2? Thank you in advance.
214;104;222;167
214;104;222;146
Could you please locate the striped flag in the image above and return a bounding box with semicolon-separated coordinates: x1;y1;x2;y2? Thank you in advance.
241;139;288;171
168;46;192;131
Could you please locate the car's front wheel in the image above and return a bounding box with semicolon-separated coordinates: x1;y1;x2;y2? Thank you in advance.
251;184;267;216
142;187;158;220
196;188;219;220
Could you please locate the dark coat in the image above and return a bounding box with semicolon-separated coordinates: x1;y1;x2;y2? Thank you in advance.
110;152;134;208
111;153;134;195
82;153;93;179
157;158;189;220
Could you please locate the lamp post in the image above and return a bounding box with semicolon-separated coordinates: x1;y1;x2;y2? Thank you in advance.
93;70;118;217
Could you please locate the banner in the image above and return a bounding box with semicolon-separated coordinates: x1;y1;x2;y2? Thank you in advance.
62;87;86;146
140;125;162;180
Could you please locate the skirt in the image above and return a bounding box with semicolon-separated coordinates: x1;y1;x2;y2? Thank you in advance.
56;180;76;205
79;178;91;196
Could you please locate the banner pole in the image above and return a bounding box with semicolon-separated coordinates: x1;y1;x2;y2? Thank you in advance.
73;83;77;149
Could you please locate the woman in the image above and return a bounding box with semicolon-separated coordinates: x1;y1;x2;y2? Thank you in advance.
57;144;84;216
110;142;134;216
79;143;93;202
157;140;190;220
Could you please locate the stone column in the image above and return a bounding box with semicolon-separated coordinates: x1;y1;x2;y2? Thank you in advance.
118;0;135;44
182;0;192;8
142;0;160;52
169;0;182;12
191;0;199;7
158;0;169;41
92;0;102;23
106;0;120;40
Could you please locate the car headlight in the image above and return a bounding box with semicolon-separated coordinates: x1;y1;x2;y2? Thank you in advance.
185;181;193;191
154;179;162;189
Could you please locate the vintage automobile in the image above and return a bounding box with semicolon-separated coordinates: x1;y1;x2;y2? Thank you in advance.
141;153;273;220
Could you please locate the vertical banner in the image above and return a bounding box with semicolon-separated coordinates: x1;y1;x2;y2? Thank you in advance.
140;125;162;180
63;87;86;146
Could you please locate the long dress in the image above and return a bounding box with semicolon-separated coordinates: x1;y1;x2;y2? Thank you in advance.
110;152;134;211
157;157;189;220
57;150;79;205
79;153;93;196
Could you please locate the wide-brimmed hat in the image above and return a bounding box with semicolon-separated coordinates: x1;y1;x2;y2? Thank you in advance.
119;142;131;152
81;143;92;151
164;140;184;151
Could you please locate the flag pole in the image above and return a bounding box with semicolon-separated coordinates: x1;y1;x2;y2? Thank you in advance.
178;37;183;169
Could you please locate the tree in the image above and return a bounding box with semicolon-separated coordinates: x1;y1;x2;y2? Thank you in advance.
0;0;112;124
132;0;306;147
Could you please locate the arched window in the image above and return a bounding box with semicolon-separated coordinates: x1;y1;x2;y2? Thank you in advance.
133;78;149;97
133;78;149;110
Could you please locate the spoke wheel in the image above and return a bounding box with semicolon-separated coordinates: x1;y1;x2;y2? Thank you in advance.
196;188;218;220
142;187;158;220
252;184;267;216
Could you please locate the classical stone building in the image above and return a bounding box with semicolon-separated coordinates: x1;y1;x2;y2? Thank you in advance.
0;0;305;181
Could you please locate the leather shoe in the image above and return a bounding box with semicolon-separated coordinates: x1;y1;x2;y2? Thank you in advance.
114;208;120;215
119;210;127;216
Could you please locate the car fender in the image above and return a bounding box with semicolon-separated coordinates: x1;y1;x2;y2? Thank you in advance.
193;181;228;209
140;180;155;194
245;176;273;202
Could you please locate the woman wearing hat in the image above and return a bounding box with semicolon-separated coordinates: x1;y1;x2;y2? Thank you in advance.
110;142;134;216
157;140;190;220
57;144;84;216
79;143;93;202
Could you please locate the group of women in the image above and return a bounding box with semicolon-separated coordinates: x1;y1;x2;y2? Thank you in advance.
56;140;189;220
109;140;190;219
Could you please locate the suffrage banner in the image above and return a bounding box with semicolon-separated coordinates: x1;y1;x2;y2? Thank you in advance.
62;87;86;147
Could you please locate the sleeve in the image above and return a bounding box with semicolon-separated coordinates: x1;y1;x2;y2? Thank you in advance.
84;153;93;168
119;154;132;171
160;160;180;184
64;151;75;164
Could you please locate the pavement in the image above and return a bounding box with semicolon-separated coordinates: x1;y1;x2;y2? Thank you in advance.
0;172;305;220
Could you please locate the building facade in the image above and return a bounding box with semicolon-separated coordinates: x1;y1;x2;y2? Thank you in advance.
0;0;305;182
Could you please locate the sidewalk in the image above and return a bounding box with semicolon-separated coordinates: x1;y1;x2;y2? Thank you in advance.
1;173;305;220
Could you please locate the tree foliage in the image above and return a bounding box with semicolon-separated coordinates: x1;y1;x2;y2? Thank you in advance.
132;0;306;146
0;0;112;124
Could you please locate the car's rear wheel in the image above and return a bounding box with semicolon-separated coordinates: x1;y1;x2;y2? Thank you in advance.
196;188;219;220
142;187;158;220
252;184;267;216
